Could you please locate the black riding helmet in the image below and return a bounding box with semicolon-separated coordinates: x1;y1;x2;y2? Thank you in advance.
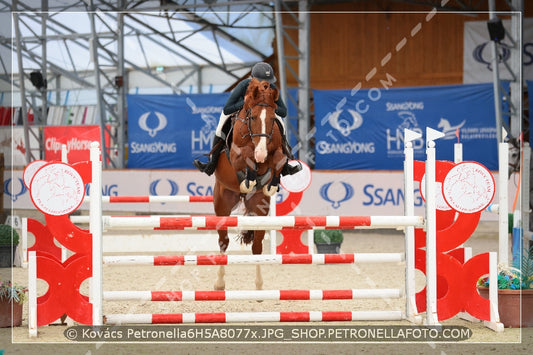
251;62;277;83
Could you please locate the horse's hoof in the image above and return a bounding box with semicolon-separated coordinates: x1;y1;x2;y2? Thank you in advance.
239;179;256;193
214;283;225;291
263;185;278;197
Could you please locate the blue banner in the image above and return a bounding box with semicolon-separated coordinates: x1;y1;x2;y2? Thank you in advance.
285;88;299;157
313;83;505;170
127;93;229;168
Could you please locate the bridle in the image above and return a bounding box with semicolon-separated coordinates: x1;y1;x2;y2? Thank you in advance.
238;102;276;141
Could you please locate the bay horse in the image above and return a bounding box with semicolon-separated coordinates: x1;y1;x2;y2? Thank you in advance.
212;78;287;290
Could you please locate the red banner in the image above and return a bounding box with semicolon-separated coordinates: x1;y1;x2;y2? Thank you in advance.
44;125;105;163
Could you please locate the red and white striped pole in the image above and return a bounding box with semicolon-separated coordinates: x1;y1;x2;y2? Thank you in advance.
96;215;424;231
104;310;403;325
103;252;404;266
82;195;213;203
104;288;402;302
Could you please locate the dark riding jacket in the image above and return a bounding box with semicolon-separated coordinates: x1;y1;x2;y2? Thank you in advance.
223;78;288;118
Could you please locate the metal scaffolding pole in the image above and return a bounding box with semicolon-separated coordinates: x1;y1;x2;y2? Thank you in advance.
298;0;310;165
274;1;288;108
488;11;504;144
275;0;311;165
488;0;527;255
13;2;34;164
116;1;126;168
88;1;110;168
40;0;48;127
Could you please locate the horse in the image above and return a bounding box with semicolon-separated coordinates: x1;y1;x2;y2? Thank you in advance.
212;78;287;290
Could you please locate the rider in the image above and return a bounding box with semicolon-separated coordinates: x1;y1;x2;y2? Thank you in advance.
193;62;302;177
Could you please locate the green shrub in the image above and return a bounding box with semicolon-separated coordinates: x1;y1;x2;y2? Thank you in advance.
0;224;19;246
313;229;343;244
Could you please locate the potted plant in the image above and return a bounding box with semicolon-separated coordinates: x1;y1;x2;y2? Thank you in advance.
313;229;344;254
0;224;19;267
477;244;533;328
0;279;26;327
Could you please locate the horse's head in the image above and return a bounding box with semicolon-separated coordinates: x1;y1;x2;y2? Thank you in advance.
244;78;278;112
241;78;279;163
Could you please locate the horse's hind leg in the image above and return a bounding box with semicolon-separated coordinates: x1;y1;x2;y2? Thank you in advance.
245;194;270;291
213;182;240;291
214;230;227;291
252;230;266;291
256;265;263;291
214;262;226;291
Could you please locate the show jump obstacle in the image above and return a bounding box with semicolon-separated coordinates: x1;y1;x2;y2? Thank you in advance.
26;128;503;336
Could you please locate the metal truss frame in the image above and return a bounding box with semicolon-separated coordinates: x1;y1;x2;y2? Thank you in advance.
2;0;523;169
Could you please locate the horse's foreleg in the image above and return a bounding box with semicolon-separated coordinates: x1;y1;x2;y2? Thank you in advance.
231;146;258;193
237;166;258;193
263;149;286;196
263;174;280;197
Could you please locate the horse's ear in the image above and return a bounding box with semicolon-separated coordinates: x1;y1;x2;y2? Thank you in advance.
252;83;260;99
273;87;279;101
244;93;252;108
250;77;260;87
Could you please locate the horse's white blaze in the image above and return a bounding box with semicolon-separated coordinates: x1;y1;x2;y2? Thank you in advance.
254;108;268;163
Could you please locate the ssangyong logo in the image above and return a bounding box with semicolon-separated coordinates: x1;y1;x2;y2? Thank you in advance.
472;42;511;71
315;109;374;156
319;181;354;209
327;109;363;136
4;178;27;202
150;179;179;197
138;112;167;137
131;111;176;155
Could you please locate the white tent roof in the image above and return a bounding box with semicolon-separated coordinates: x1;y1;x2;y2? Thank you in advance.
10;10;274;72
1;1;276;96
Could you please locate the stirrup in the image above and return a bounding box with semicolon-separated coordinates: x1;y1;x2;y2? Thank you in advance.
202;160;217;176
193;159;208;172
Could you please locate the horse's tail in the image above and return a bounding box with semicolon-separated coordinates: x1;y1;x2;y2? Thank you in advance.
236;230;254;245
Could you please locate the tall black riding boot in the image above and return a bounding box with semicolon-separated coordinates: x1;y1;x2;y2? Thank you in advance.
278;125;301;176
281;160;302;176
193;136;224;176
